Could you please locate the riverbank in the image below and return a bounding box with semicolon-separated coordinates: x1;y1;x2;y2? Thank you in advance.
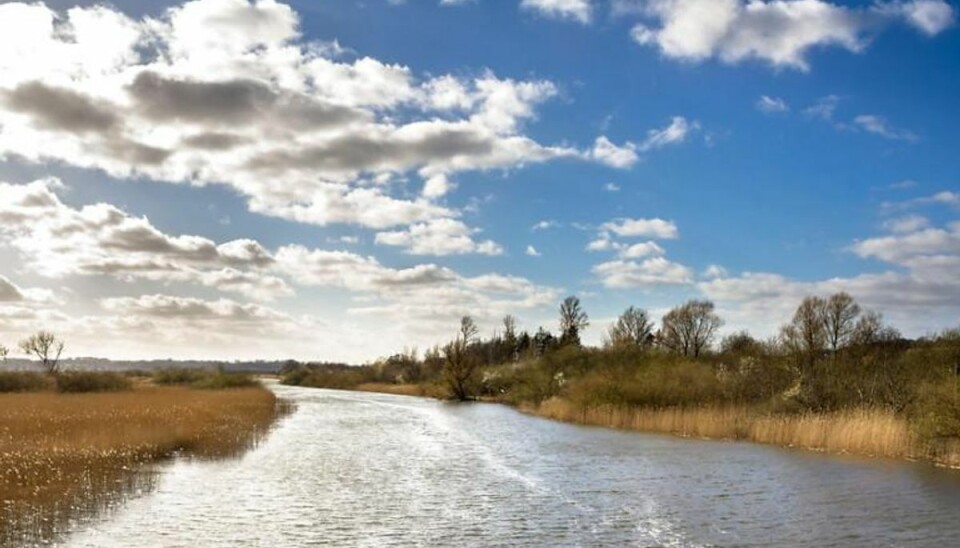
335;382;960;468
0;384;286;544
521;398;960;468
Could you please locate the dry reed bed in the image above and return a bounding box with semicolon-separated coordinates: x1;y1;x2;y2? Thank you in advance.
532;398;960;467
354;382;427;397
0;386;284;543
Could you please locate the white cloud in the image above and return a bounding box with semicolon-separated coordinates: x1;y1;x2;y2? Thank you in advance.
701;217;960;336
532;220;560;230
853;114;919;141
618;241;666;259
883;190;960;212
0;0;651;233
590;136;639;168
883;215;930;234
601;217;679;239
589;117;696;168
374;218;503;256
520;0;592;23
629;0;955;70
604;182;621;192
756;95;789;113
525;245;542;256
593;257;694;288
876;0;957;35
702;264;728;278
101;294;287;323
0;178;292;300
0;275;55;304
639;116;697;150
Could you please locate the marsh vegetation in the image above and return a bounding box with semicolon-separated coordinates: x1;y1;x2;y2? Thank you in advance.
0;333;287;545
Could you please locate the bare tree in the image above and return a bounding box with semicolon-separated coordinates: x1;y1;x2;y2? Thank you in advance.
502;315;517;342
559;296;589;346
502;314;519;361
823;292;861;352
460;316;479;346
659;300;722;357
780;296;827;371
0;344;8;363
19;331;64;375
607;306;654;349
441;336;477;401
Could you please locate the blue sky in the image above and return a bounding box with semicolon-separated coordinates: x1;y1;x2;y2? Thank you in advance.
0;0;957;361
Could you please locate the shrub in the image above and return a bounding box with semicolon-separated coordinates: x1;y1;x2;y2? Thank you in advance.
0;372;52;393
153;368;208;385
911;380;960;441
55;371;132;393
191;372;259;390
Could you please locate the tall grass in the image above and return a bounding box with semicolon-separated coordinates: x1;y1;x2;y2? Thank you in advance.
0;385;286;545
530;397;960;466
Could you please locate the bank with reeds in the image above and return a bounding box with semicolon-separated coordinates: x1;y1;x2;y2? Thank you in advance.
529;398;960;467
0;380;287;545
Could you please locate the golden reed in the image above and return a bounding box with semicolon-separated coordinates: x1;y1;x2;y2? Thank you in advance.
531;398;960;468
0;385;285;543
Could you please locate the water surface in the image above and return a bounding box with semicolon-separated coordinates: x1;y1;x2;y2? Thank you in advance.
63;384;960;547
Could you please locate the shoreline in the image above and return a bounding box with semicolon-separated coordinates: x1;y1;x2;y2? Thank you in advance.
340;384;960;469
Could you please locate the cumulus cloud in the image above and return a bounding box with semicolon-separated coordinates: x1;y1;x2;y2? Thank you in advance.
587;216;692;288
593;257;694;288
101;294;287;322
0;275;55;304
525;245;542;256
0;178;292;300
628;0;956;70
600;217;679;239
700;217;960;336
0;0;657;233
520;0;592;23
590;116;698;168
374;218;503;256
883;215;930;234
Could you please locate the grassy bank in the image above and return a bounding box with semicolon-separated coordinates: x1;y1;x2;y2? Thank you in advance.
0;384;286;544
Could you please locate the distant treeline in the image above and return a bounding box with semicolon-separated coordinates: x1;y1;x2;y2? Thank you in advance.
282;293;960;447
2;357;353;374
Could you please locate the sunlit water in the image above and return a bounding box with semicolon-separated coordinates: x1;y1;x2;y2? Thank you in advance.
59;384;960;547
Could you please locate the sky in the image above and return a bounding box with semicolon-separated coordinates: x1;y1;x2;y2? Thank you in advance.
0;0;958;362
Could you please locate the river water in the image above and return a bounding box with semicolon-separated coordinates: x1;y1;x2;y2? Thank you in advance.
60;384;960;547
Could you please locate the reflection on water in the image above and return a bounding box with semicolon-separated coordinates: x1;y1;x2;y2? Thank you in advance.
2;466;161;547
54;385;960;547
1;397;292;547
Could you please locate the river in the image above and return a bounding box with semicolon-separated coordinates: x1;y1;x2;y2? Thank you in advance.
60;383;960;547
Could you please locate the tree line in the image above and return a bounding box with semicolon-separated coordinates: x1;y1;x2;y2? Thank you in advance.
282;291;960;440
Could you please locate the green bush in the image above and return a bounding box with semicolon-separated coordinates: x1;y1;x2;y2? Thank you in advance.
56;371;132;393
0;371;52;393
